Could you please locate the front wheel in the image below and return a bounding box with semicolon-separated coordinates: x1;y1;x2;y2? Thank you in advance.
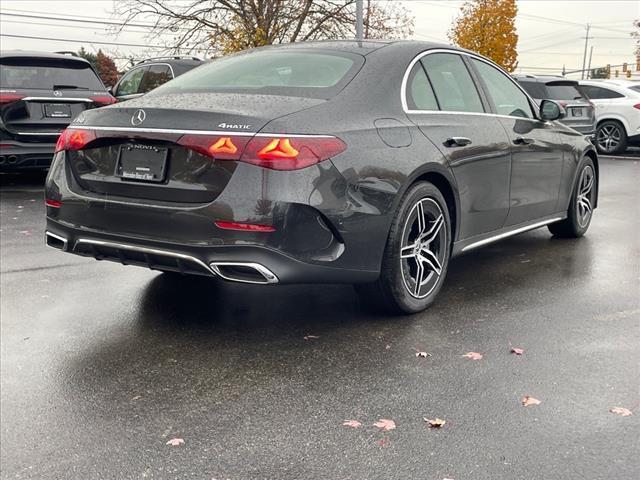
596;120;627;155
548;157;596;238
355;182;451;314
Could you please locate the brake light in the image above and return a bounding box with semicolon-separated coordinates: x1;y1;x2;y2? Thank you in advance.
215;221;276;232
45;199;62;208
177;134;346;170
90;95;117;106
634;103;640;110
55;128;97;152
0;93;24;105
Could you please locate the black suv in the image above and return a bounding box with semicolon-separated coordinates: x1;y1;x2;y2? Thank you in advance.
110;57;204;101
0;51;115;171
514;75;596;139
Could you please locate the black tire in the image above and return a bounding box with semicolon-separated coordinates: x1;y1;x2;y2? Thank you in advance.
355;181;451;314
596;120;627;155
548;157;596;238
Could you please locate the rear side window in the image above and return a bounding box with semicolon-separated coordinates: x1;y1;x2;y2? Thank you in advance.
116;67;147;96
471;59;533;118
581;85;624;99
630;85;640;93
139;65;172;93
518;81;547;99
420;53;484;113
153;50;362;99
0;58;104;90
406;63;439;110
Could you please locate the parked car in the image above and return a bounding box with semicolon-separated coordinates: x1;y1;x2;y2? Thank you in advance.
579;79;640;155
0;51;115;171
514;75;596;139
45;41;597;314
111;57;204;101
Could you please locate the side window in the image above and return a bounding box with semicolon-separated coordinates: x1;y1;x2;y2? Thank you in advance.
420;53;484;113
139;65;173;94
471;59;534;118
115;67;146;96
406;62;439;110
581;85;624;99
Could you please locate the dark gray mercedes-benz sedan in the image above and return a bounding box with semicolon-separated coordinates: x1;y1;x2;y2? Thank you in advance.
45;40;598;314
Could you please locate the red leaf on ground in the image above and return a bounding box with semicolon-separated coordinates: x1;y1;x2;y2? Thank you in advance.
303;335;319;340
609;407;633;416
166;438;185;446
462;352;483;360
510;347;524;355
342;420;362;428
373;419;396;431
522;396;541;407
376;437;390;447
424;417;446;428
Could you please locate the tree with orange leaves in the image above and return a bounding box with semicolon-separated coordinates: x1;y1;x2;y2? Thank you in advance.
448;0;518;72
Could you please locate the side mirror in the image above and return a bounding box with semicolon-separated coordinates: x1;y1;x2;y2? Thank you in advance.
540;99;564;121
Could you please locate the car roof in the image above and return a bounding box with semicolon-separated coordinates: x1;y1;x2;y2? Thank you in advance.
580;79;640;87
135;57;205;67
0;50;91;64
244;39;465;56
512;74;577;84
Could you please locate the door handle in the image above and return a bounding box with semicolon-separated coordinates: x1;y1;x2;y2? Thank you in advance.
443;137;472;147
513;137;535;145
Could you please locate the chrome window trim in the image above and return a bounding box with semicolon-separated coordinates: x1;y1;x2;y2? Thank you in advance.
461;217;563;252
66;125;333;138
401;48;542;123
15;131;62;136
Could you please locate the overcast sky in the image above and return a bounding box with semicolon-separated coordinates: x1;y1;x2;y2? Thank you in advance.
0;0;637;77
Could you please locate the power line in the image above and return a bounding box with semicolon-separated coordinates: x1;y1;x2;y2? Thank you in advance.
0;33;207;51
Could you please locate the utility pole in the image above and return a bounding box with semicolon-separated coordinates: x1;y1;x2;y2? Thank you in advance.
581;24;593;80
356;0;364;41
586;46;594;79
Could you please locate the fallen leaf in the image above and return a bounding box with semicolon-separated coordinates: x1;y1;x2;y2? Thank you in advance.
342;420;362;428
415;351;432;358
522;396;541;407
385;344;391;350
373;419;396;431
303;335;319;340
376;437;390;447
463;352;483;360
609;407;633;416
424;417;446;428
166;438;184;446
510;347;524;355
131;395;141;401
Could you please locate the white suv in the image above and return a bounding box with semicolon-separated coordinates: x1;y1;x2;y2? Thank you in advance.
579;80;640;155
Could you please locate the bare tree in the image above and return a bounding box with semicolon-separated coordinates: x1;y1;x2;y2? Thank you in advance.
113;0;413;56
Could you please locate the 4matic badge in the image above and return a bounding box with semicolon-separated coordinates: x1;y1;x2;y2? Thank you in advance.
218;122;252;130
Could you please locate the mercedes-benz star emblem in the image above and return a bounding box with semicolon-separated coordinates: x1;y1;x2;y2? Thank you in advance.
131;109;146;126
53;90;62;97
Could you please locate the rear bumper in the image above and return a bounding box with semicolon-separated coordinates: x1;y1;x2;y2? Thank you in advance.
0;141;55;170
45;220;377;284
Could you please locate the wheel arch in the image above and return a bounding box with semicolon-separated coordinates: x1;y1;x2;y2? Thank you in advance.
596;116;629;136
583;148;599;208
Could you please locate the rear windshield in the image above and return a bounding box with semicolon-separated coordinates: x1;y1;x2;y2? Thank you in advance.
629;85;640;93
0;58;105;90
518;80;584;100
152;50;363;99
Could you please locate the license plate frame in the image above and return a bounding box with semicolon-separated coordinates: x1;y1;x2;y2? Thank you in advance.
43;103;72;118
571;107;583;117
115;144;168;183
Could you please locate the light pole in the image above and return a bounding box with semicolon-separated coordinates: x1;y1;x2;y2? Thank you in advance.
356;0;363;41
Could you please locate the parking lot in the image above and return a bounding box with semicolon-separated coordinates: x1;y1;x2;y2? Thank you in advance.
1;155;638;479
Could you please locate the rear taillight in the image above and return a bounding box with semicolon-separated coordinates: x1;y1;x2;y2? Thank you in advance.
90;95;117;106
633;103;640;110
45;199;62;208
214;221;276;232
55;128;97;152
177;134;346;171
0;93;24;105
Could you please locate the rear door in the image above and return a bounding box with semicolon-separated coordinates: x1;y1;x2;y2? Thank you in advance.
469;58;564;225
405;51;511;240
0;56;107;140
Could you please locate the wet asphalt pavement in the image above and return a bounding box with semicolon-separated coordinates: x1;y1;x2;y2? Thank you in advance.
1;157;638;480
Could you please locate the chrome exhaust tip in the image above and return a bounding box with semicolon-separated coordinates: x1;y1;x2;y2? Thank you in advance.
45;231;68;251
209;262;279;284
7;155;18;164
0;156;6;164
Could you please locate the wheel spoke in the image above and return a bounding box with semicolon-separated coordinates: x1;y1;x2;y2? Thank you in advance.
580;197;592;214
400;243;417;259
413;261;425;296
580;174;593;196
416;201;426;235
418;249;442;276
420;214;444;244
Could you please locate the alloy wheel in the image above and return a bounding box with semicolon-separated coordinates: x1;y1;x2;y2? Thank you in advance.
399;198;447;299
597;124;621;153
576;165;594;228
